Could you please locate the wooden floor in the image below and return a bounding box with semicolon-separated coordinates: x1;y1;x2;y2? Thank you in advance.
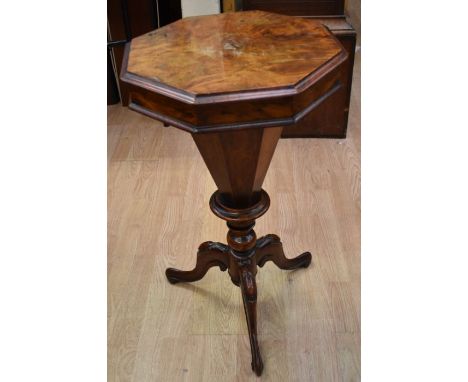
108;51;360;382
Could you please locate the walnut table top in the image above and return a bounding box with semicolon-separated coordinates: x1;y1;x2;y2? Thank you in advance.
126;10;344;95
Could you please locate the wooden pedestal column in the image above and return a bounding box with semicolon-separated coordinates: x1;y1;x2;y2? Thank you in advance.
165;128;311;375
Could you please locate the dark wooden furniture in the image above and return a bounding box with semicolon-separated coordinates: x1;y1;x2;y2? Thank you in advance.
240;0;356;138
120;11;347;376
107;0;182;104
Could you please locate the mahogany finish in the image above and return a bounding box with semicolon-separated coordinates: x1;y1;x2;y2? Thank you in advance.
126;11;342;94
120;11;346;376
238;1;357;137
283;17;356;138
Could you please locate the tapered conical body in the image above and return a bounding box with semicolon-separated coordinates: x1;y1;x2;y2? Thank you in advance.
193;126;282;208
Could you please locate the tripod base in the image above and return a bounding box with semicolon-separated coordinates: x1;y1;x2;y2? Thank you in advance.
165;233;311;376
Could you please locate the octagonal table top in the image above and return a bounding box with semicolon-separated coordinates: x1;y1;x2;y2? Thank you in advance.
123;11;346;103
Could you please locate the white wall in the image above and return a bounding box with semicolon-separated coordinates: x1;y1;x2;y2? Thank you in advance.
181;0;220;17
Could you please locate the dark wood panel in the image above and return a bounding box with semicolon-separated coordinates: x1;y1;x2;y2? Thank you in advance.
158;0;182;26
124;63;344;134
128;0;158;36
107;0;182;105
282;17;356;138
108;47;120;104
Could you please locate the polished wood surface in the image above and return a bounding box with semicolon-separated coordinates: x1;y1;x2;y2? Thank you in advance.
193;127;282;207
107;47;360;377
120;11;347;134
126;10;343;95
116;11;354;377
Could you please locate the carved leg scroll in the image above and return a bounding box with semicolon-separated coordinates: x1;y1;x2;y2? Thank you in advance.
256;234;312;270
164;189;312;376
165;241;229;284
239;265;263;376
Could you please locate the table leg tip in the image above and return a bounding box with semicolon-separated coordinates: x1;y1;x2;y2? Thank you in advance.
250;353;264;376
301;252;312;268
165;269;181;284
252;360;263;376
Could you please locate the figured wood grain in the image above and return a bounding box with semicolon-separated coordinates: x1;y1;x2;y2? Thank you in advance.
126;11;343;95
120;10;348;141
107;49;360;382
